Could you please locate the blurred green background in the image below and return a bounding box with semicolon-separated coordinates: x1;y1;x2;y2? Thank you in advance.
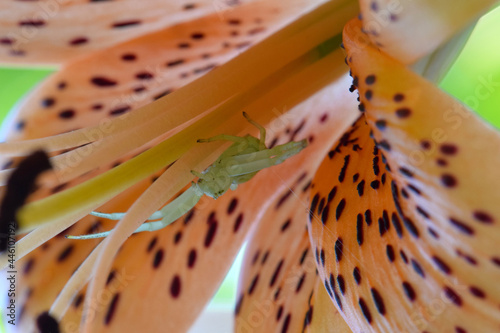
0;4;499;332
440;4;500;128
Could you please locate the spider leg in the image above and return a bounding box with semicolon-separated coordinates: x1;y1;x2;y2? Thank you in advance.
243;112;266;149
68;185;203;239
90;211;124;220
227;139;307;177
191;170;204;179
90;210;164;221
65;229;113;240
139;185;203;232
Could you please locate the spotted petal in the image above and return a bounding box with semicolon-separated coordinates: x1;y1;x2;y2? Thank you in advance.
310;116;408;331
344;18;500;266
3;0;325;142
0;0;258;65
236;75;358;332
307;18;500;333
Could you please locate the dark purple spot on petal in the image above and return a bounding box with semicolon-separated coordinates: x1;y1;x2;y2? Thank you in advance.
121;53;136;61
440;144;458;155
365;75;376;85
473;210;493;224
393;93;405;102
69;37;88;46
104;293;120;325
395;108;411;118
112;20;141;28
91;77;117;87
170;275;181;298
441;174;457;188
58;109;75;119
187;249;197;268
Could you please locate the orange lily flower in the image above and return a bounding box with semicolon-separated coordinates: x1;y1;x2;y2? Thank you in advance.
0;0;498;332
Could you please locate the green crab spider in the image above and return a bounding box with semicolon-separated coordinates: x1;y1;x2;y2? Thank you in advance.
66;112;307;240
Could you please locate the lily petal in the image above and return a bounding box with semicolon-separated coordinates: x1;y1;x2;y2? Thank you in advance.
308;18;500;333
345;18;500;258
235;75;358;332
0;0;257;65
310;116;405;332
358;0;498;63
236;192;320;333
305;277;352;332
2;0;326;143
